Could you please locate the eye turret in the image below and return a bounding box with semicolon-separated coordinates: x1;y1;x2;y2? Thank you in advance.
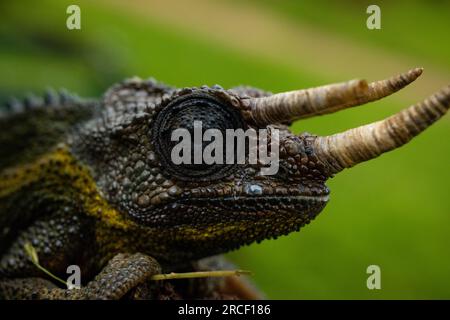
153;93;244;181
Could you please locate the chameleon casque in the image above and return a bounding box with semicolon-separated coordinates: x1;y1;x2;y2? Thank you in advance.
0;68;449;299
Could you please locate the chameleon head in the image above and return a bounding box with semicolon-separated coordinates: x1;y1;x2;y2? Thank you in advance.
84;69;449;261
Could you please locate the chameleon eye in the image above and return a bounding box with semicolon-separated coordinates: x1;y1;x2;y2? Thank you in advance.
153;93;244;181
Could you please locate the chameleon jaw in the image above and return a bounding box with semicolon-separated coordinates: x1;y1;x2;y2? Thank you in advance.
127;190;330;229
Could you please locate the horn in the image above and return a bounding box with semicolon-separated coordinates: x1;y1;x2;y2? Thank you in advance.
247;68;423;125
313;85;450;174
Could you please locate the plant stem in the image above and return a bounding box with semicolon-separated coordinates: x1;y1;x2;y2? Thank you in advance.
150;270;252;281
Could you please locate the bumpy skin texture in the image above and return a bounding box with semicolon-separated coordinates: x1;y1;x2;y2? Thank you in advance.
0;79;331;299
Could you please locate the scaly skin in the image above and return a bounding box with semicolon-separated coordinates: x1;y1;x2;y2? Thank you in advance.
1;75;446;299
0;79;326;299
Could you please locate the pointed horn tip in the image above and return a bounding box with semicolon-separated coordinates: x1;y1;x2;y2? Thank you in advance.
392;67;423;85
409;67;424;79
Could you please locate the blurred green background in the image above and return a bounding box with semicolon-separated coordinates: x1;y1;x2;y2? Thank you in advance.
1;0;449;299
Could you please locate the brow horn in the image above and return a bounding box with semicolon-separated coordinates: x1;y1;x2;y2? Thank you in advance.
313;85;450;174
247;68;423;125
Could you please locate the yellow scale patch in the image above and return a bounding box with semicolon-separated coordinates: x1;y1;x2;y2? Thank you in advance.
0;145;135;231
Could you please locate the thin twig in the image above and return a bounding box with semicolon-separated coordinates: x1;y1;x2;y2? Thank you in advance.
150;270;252;281
24;242;67;287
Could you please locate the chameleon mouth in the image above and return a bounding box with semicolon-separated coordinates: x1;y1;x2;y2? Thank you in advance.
170;192;330;215
243;194;330;201
165;183;331;214
186;194;330;203
180;182;330;202
130;192;330;228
